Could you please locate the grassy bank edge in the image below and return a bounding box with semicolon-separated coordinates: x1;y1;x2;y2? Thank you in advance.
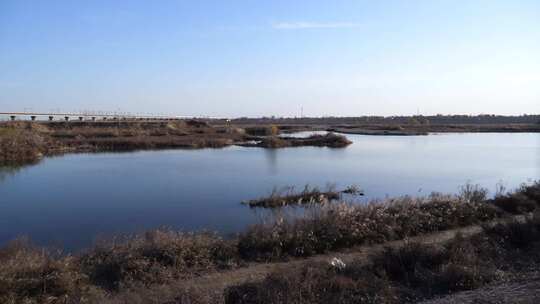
1;181;539;303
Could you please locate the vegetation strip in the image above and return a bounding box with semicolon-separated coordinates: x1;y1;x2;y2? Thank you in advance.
0;121;352;166
226;214;540;304
1;182;538;303
241;184;363;208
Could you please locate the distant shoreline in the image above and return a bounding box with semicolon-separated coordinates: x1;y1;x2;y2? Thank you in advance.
0;120;351;166
1;119;539;167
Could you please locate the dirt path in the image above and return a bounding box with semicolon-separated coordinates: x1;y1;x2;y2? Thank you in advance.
177;224;486;300
419;273;540;304
108;216;526;303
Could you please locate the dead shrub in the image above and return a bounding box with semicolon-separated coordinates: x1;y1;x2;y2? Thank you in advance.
0;128;49;165
226;262;397;304
238;194;500;261
484;216;540;251
491;182;540;214
0;238;97;304
80;230;239;290
458;183;488;203
492;193;537;214
372;242;446;288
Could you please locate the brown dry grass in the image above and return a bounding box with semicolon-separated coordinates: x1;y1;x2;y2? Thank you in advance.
79;231;239;291
0;182;538;303
0;127;50;165
254;133;352;148
242;184;342;208
0;238;102;304
0;121;351;166
237;191;500;261
226;213;540;304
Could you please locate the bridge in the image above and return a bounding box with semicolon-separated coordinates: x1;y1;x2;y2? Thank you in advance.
0;112;224;122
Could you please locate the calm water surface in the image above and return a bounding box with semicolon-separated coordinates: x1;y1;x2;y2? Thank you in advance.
0;133;538;250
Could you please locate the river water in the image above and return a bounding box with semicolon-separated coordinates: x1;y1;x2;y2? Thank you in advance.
0;133;538;250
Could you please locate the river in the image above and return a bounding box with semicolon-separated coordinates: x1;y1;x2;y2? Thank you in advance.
0;132;538;250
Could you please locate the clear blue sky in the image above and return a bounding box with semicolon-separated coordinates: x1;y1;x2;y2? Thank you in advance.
1;0;539;117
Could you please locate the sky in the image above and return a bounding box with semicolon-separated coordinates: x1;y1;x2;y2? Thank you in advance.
1;0;539;117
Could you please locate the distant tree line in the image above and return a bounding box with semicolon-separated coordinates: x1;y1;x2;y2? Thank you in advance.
223;114;540;125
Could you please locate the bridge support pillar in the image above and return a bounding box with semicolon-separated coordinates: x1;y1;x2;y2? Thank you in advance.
30;116;36;121
78;116;84;121
91;117;96;121
65;116;69;122
10;115;16;121
49;116;54;121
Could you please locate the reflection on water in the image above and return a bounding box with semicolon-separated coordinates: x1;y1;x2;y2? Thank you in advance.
0;133;538;250
264;149;278;174
0;165;24;183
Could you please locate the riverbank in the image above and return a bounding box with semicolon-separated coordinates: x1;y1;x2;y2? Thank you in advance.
226;114;540;136
0;121;350;166
2;119;539;166
227;214;540;304
1;181;538;303
325;123;540;136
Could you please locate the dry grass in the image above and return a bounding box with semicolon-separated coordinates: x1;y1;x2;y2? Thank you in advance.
0;127;50;165
0;122;351;166
491;181;540;214
0;182;538;303
242;184;342;208
291;132;353;148
243;126;279;136
0;238;102;304
236;182;540;262
290;132;352;148
225;262;397;304
226;213;540;304
79;231;239;291
237;192;500;261
0;232;238;304
0;121;244;166
247;132;352;149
